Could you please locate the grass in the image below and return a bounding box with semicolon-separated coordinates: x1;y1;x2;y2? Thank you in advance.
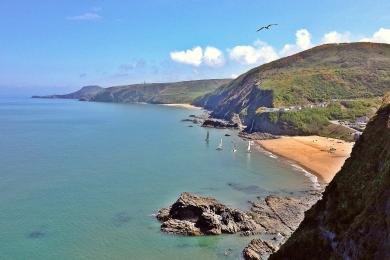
265;98;381;140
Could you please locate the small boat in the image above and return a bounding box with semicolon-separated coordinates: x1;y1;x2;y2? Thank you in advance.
216;138;223;150
232;143;237;153
247;141;253;153
205;131;210;142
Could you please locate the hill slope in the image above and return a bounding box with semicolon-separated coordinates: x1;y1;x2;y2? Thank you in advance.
91;79;230;104
32;85;103;100
269;97;390;259
194;42;390;121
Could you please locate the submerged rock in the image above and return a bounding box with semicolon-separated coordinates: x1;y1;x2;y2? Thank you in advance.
156;192;259;236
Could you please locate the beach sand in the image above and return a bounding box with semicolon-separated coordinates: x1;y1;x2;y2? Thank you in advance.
257;136;354;183
161;103;201;109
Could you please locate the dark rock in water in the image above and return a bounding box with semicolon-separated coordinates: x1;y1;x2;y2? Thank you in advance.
181;118;201;124
224;134;231;137
156;192;259;236
112;211;132;227
188;125;193;127
227;182;268;195
202;119;238;129
27;229;46;239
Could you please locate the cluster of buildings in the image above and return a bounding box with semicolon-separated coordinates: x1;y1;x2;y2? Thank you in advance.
279;102;328;112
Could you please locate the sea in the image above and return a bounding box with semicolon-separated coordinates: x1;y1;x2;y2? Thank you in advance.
0;97;315;259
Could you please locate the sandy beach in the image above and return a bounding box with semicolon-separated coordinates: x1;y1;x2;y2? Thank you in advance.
161;103;201;109
257;136;354;183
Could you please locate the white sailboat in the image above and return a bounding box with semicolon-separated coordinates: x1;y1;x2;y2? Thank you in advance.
216;138;223;150
247;141;253;153
232;142;237;153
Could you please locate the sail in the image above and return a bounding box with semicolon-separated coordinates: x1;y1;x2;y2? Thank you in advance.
247;141;252;152
216;138;223;150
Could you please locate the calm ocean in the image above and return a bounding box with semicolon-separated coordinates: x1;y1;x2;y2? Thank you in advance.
0;98;314;259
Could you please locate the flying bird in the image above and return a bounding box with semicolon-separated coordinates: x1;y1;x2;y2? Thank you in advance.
257;24;278;32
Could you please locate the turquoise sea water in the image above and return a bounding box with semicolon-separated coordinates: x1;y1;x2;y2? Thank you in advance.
0;98;314;260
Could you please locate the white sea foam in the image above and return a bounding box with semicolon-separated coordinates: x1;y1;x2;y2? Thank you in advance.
291;164;321;190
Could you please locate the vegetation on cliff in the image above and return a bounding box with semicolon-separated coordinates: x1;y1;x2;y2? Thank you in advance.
91;79;230;104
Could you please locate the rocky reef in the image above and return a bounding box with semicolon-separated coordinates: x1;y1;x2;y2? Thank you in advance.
269;98;390;260
156;192;258;235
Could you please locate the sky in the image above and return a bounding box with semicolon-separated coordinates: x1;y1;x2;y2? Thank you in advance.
0;0;389;96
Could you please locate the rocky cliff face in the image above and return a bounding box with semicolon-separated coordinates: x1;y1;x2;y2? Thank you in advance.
269;99;390;259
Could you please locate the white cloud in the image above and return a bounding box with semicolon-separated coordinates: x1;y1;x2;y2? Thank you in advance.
229;41;279;65
170;46;203;66
280;29;312;56
360;28;390;43
296;29;312;49
231;74;239;79
322;31;351;43
204;46;225;67
67;12;101;21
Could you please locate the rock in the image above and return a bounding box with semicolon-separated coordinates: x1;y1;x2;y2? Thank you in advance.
156;192;322;259
202;119;239;129
156;192;259;236
243;239;277;260
242;192;322;259
239;131;279;140
156;207;170;222
161;219;201;236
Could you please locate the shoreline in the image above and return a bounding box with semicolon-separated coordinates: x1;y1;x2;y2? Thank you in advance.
161;103;201;109
256;136;354;183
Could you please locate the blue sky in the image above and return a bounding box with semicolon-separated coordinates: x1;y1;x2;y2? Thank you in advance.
0;0;389;95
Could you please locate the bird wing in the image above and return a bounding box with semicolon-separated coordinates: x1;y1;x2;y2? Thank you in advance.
257;26;266;31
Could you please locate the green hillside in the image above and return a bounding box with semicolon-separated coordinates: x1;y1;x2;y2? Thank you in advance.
91;79;230;104
194;43;390;139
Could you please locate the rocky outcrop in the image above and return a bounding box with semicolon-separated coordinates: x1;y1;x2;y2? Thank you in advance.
202;119;239;129
269;100;390;259
156;192;258;235
157;191;322;259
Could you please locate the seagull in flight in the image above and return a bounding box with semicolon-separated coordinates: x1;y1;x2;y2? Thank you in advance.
257;24;278;32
